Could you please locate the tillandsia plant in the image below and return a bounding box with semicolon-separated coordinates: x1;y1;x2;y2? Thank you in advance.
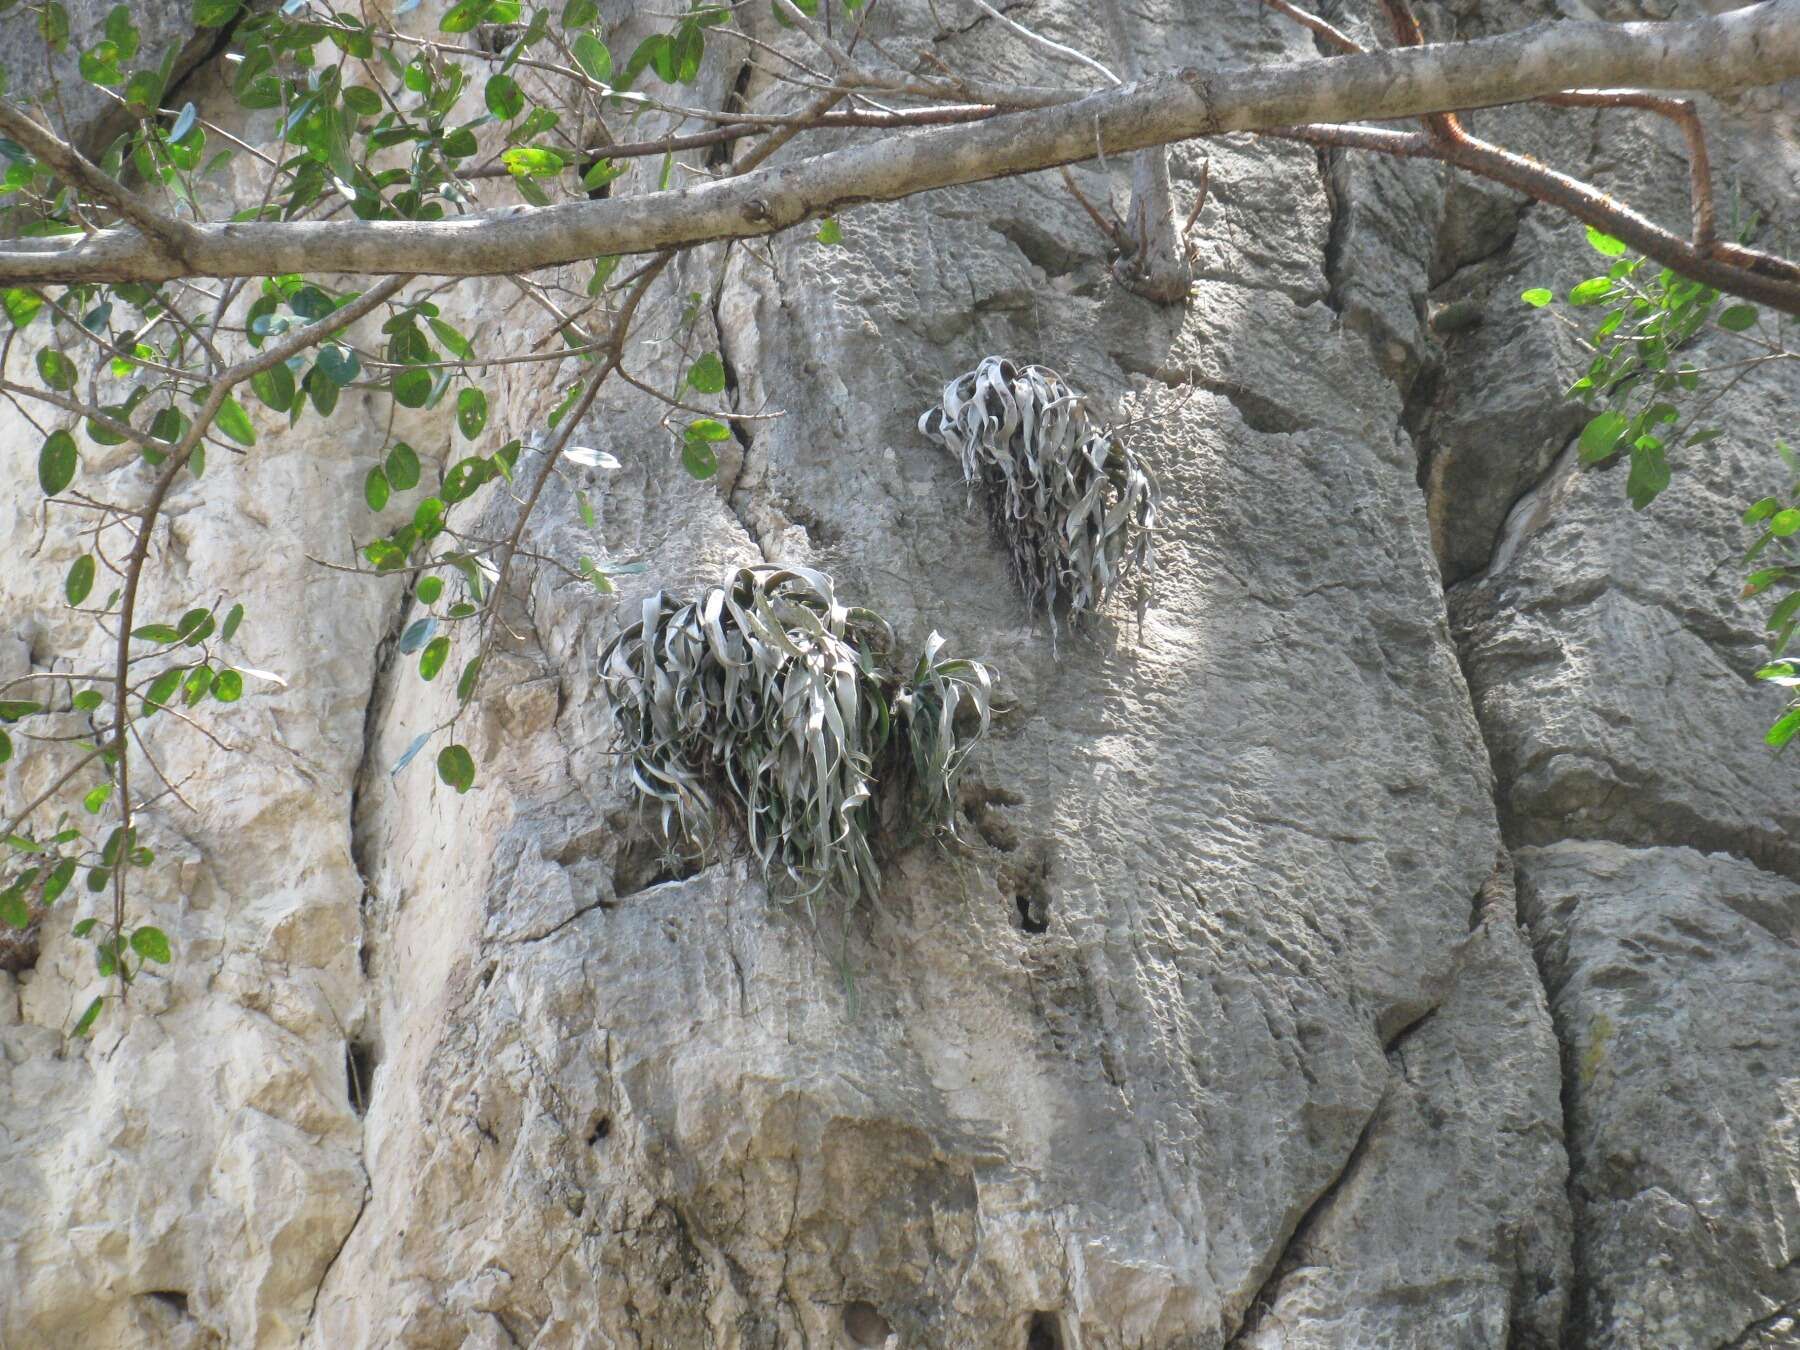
918;357;1159;634
600;565;992;906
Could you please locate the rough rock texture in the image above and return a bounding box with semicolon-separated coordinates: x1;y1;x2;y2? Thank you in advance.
1517;843;1800;1349
0;1;1795;1347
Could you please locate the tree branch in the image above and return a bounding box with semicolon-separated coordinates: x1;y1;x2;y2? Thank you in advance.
0;103;202;265
0;2;1791;289
1275;121;1800;310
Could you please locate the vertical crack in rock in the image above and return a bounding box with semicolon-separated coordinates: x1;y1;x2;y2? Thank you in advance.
303;1187;371;1338
713;252;773;563
349;584;413;885
1225;1091;1390;1346
1316;146;1348;317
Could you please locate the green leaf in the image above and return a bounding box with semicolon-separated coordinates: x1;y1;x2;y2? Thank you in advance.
71;994;103;1037
315;344;360;387
193;0;240;24
221;602;244;642
182;664;212;705
142;667;183;715
38;429;78;495
42;857;76;906
441;0;488;32
131;624;181;643
250;361;295;412
0;891;27;930
130;925;171;963
687;418;731;442
0;701;44;723
687;353;726;394
1577;411;1628;464
65;555;95;606
815;217;843;246
124;69;165;116
1584;226;1627;257
1520;287;1554;309
39;2;70;50
386;441;421;490
1626;440;1670;511
211;668;243;702
1771;509;1800;538
456;387;488;439
572;32;612;82
441;456;489;502
1568;277;1614;306
1769;592;1800;636
578;556;613;593
215;397;256;446
341;85;382;117
104;5;140;58
36;348;76;390
0;728;9;766
682;437;719;479
419;635;450;680
1766;706;1800;749
428;318;474;360
72;918;98;939
392;367;433;407
501;146;564;179
179;607;215;643
365;465;391;511
3;289;44;328
1717;304;1759;332
417;575;444;605
413;496;446;534
456;655;482;703
562;0;598;25
72;690;101;712
83;783;112;814
437;743;476;793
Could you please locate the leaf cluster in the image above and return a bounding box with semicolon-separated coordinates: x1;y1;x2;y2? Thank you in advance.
600;565;991;905
919;357;1159;633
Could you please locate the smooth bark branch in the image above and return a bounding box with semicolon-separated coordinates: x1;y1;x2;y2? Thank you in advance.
1278;121;1800;311
1;1;1795;286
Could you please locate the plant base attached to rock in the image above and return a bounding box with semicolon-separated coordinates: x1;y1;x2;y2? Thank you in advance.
919;357;1159;633
600;565;992;906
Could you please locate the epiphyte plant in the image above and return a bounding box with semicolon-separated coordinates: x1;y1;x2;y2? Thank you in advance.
600;565;993;906
919;357;1160;632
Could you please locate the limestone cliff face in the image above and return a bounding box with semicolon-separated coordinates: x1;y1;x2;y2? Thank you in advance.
1;3;1795;1347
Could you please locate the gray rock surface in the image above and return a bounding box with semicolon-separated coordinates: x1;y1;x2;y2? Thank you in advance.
0;0;1795;1347
1517;842;1800;1349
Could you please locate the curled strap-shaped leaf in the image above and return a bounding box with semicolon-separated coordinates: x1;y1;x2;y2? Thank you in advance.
600;566;994;907
919;356;1160;635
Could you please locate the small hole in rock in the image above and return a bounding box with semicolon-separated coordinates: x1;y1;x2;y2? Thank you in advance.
345;1039;378;1117
145;1290;190;1318
613;829;704;898
1026;1311;1064;1350
843;1300;891;1346
1015;889;1049;935
587;1114;611;1146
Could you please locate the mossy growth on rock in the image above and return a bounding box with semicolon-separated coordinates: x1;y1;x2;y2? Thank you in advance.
600;565;992;905
919;356;1160;632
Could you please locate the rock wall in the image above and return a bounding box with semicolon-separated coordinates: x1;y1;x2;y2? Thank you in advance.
1;2;1795;1347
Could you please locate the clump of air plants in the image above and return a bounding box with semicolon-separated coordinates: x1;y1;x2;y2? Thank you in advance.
599;565;992;907
918;356;1160;632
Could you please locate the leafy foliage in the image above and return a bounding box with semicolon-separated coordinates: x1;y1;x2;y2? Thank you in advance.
1526;227;1796;747
919;357;1159;633
601;566;992;905
0;0;767;1027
